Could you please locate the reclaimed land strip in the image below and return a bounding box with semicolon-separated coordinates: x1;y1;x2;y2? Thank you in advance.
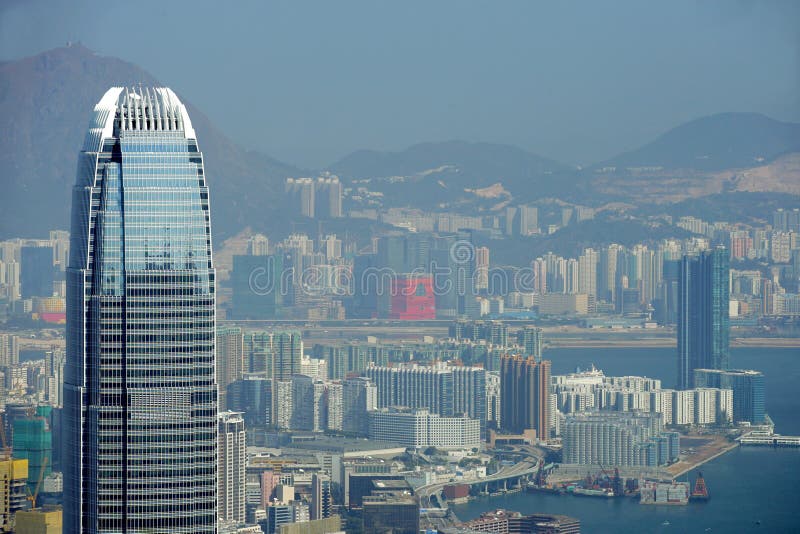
667;435;740;478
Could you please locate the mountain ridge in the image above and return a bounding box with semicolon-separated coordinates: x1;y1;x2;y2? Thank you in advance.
0;44;301;240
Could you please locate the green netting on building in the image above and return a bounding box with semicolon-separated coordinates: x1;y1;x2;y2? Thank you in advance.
12;406;52;491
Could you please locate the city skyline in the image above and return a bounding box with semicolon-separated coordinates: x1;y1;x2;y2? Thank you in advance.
0;3;798;533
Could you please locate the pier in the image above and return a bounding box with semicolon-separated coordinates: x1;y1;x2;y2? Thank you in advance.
739;432;800;447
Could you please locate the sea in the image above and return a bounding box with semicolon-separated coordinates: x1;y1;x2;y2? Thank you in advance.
452;347;800;533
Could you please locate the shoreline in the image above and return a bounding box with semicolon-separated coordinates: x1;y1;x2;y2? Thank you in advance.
667;441;740;479
547;338;800;349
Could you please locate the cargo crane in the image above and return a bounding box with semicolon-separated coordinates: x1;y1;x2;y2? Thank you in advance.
597;464;624;497
26;456;48;509
690;471;709;501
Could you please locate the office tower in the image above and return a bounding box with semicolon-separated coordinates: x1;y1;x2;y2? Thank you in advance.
342;377;377;436
291;375;327;431
217;326;244;410
227;375;273;428
677;247;730;389
230;253;284;319
500;356;551;440
362;491;420;534
64;87;217;533
517;326;544;361
311;474;333;520
693;369;765;424
218;412;246;523
243;331;274;375
20;246;54;298
273;331;302;380
474;246;490;290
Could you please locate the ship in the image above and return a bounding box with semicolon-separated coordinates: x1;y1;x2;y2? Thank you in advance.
690;471;710;502
639;480;689;505
572;487;615;498
526;483;563;495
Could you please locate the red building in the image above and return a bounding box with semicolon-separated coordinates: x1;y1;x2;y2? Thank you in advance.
389;275;435;320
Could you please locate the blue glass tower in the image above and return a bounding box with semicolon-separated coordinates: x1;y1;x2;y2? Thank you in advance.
694;368;765;424
677;247;730;389
64;87;217;533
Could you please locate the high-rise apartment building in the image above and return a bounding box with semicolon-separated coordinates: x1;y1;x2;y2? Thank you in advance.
474;246;490;290
517;326;543;361
273;331;303;380
217;326;244;410
500;356;551;440
64;87;217;532
218;412;246;523
693;368;765;424
365;364;454;417
342;376;377;436
677;247;730;389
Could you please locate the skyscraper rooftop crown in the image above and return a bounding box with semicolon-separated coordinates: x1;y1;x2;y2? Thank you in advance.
83;86;195;151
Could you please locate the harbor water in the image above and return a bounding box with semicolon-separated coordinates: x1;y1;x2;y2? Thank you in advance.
453;347;800;533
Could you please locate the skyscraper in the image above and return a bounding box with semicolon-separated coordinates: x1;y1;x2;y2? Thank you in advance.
64;87;217;532
217;326;244;410
500;356;551;440
218;412;246;523
677;247;730;389
517;326;543;361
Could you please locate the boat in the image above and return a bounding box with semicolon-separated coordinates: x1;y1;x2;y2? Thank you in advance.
526;483;563;495
690;472;710;502
573;487;614;498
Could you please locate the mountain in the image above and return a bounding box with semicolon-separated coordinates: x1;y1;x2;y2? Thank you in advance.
329;141;584;208
0;44;300;240
600;112;800;172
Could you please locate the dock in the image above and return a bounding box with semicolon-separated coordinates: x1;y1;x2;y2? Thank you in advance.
739;432;800;447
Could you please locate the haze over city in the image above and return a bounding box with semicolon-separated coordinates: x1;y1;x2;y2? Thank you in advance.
2;0;798;167
0;2;798;534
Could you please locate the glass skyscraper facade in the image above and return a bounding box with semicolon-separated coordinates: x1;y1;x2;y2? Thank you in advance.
677;247;730;390
64;87;217;533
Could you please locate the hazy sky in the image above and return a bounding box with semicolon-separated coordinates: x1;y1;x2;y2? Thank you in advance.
1;0;798;168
